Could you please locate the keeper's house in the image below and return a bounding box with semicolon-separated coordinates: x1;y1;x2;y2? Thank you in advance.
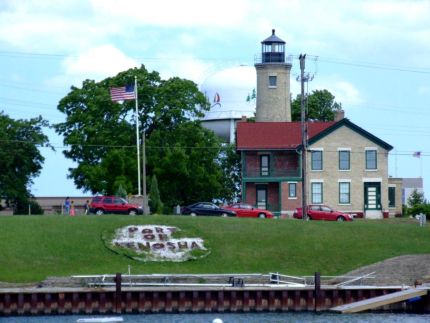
236;29;401;218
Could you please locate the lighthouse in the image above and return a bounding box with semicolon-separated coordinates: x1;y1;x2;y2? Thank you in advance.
255;29;292;122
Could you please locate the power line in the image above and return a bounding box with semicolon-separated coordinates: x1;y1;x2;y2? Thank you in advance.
1;138;428;157
2;49;430;74
310;55;430;74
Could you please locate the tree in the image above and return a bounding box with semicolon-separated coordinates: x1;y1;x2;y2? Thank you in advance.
291;89;342;122
54;65;209;195
146;121;225;207
407;189;425;207
148;175;163;214
0;112;50;214
219;143;242;202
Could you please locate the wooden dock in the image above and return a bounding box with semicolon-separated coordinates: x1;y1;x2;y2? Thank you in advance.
330;287;429;313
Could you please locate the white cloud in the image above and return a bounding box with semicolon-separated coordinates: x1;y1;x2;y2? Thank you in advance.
151;55;212;84
2;0;430;69
331;81;362;106
310;76;363;107
0;1;118;51
90;0;252;28
62;45;139;80
47;45;139;88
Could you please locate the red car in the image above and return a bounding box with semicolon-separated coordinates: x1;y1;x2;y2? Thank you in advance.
293;205;353;221
89;196;143;215
224;203;274;218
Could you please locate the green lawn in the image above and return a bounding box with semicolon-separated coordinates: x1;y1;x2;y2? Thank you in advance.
0;215;429;283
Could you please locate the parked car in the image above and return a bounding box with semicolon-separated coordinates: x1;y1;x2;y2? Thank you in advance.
293;205;353;221
89;196;143;215
181;202;236;217
223;203;274;218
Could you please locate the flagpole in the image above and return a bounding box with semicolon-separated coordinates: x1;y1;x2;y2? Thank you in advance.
135;76;142;196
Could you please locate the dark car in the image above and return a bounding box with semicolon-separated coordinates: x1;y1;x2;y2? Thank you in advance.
293;205;353;221
89;196;143;215
223;203;274;218
181;202;236;217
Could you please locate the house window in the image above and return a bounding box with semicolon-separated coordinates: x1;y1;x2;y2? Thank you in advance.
260;155;270;176
311;182;323;204
269;75;277;87
388;186;396;207
311;150;323;170
288;183;297;198
339;150;350;170
366;150;377;170
339;182;350;204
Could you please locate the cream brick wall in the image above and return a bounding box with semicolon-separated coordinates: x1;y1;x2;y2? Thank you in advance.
388;177;403;216
306;126;390;215
255;63;291;122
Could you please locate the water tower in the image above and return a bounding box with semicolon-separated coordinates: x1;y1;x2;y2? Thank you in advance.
255;29;292;122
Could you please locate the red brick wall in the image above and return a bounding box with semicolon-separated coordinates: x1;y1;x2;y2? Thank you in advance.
244;182;279;210
281;182;302;212
267;183;279;208
245;183;256;205
245;152;259;171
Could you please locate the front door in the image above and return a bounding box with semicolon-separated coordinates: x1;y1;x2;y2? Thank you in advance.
256;185;267;209
364;182;381;210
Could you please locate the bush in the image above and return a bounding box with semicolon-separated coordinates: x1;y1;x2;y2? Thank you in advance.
149;175;163;214
407;203;430;219
14;197;44;215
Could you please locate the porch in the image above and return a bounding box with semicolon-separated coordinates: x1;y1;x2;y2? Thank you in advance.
243;182;281;216
242;151;300;179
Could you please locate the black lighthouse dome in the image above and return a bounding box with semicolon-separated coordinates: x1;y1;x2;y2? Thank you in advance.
261;29;286;63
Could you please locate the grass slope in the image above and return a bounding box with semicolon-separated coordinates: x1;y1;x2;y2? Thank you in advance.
0;215;429;282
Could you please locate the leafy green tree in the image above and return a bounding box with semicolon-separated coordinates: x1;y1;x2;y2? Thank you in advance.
115;183;128;198
149;175;163;214
407;189;425;207
291;89;342;121
147;121;224;207
219;143;242;202
0;112;50;214
54;65;209;195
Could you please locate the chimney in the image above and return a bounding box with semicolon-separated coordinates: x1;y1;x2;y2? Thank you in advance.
335;109;345;122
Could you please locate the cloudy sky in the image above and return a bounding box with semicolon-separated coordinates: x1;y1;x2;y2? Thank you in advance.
1;0;430;197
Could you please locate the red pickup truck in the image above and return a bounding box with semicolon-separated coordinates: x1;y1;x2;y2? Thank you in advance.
293;205;353;222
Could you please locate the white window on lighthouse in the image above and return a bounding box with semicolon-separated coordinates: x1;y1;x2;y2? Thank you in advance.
269;75;277;88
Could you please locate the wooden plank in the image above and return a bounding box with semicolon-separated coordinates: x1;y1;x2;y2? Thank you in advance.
330;288;428;313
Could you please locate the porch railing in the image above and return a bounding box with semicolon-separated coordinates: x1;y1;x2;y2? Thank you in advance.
244;167;300;178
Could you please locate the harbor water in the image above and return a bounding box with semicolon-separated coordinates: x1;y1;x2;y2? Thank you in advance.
2;313;430;323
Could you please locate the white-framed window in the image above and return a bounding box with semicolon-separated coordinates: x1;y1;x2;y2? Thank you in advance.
311;182;323;204
339;182;350;204
339;150;350;170
311;150;323;171
260;154;270;176
365;149;377;170
269;75;277;88
288;182;297;198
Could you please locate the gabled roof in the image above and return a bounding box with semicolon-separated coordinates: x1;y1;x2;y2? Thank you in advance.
236;118;393;151
236;121;335;150
307;118;393;151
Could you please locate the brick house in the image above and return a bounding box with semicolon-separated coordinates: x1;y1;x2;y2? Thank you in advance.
237;118;399;218
235;29;401;219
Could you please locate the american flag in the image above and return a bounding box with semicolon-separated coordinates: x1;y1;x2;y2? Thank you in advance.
110;85;136;101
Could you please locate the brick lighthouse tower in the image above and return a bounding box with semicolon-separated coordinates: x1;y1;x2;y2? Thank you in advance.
255;29;292;122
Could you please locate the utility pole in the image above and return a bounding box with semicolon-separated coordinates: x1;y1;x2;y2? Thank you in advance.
142;129;149;215
299;54;307;220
